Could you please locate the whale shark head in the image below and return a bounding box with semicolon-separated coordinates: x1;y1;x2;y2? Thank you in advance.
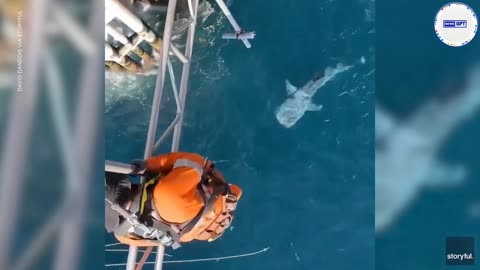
275;102;300;128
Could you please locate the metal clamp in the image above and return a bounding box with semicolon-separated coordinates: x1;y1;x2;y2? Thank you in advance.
132;226;174;247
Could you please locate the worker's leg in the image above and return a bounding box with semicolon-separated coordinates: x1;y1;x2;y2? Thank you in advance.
105;172;132;232
105;171;131;205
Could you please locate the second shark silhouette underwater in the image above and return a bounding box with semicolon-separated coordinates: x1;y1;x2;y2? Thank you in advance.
375;63;480;234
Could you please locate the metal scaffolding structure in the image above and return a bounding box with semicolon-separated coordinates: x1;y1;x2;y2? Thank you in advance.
104;0;254;269
105;0;199;267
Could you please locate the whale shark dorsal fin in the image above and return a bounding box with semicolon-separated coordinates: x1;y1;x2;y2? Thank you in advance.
307;103;323;111
285;80;297;95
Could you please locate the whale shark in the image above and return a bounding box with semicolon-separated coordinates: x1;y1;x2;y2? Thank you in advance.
375;64;480;234
275;63;353;128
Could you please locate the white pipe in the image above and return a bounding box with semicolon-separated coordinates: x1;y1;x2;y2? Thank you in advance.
222;32;255;39
170;44;188;64
171;0;199;150
105;8;115;24
105;44;116;61
215;0;236;26
106;24;129;44
154;245;166;270
105;160;137;175
214;0;251;48
105;0;145;33
187;0;194;19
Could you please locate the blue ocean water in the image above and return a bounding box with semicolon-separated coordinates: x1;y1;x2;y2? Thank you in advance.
105;0;375;269
376;0;480;269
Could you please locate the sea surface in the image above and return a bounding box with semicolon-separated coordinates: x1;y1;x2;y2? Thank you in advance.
105;0;375;269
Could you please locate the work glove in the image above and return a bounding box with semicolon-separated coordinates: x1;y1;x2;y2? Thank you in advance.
130;159;147;176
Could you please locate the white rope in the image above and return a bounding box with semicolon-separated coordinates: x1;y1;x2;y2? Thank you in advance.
105;249;172;257
105;247;269;267
106;249;152;253
105;243;125;247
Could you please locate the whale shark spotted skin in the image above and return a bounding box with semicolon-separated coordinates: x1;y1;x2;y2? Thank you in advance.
275;63;353;128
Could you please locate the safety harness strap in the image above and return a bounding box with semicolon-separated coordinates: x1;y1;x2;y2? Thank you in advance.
173;158;204;175
135;176;182;244
179;183;224;236
176;158;235;238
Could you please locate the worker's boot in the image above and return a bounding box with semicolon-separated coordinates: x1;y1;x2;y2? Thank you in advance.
105;172;132;233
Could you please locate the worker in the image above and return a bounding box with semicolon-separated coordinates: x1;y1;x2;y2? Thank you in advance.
105;152;242;247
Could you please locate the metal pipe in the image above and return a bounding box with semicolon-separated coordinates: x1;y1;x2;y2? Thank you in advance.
142;0;178;162
187;0;194;19
170;44;188;64
105;0;145;33
154;245;166;270
153;114;181;151
0;0;48;268
127;0;179;268
106;24;129;44
167;58;182;113
222;32;255;40
105;44;116;61
105;8;116;24
171;0;199;151
214;0;251;48
153;56;183;151
215;0;240;29
105;160;136;174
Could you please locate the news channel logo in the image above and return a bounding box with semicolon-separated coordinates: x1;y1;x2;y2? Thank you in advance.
434;2;477;47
